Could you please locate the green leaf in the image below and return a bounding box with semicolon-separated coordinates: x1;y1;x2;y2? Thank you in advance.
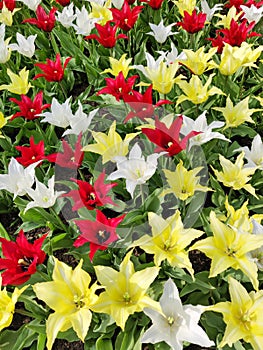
37;334;46;350
95;337;113;350
0;222;10;240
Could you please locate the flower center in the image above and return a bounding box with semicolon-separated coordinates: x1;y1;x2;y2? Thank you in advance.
166;141;173;148
225;246;236;257
163;239;172;251
18;256;33;271
181;187;187;194
123;291;132;304
42;196;49;202
239;311;255;331
96;230;110;244
89;192;96;200
167;316;174;325
167;314;183;327
73;295;85;309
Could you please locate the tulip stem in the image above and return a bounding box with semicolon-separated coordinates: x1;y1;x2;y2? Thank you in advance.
239;67;247;99
78;168;86;181
228;188;234;202
140;184;145;204
36;269;50;281
59;81;67;100
195;104;199;117
14;309;33;318
190;33;196;50
49;207;68;232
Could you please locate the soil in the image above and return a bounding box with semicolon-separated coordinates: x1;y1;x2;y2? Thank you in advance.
52;339;84;350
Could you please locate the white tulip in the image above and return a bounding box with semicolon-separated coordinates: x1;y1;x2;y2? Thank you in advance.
25;176;65;212
107;143;164;198
0;158;40;199
141;279;214;350
9;33;37;58
147;19;176;44
39;97;74;128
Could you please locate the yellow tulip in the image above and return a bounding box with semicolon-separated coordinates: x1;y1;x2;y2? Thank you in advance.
215;6;241;28
33;258;99;350
214;43;262;76
176;74;224;105
0;4;20;26
173;0;196;16
89;0;112;25
214;96;259;129
181;47;217;75
190;211;263;290
0;67;31;95
241;43;263;67
0;112;7;138
101;54;133;78
255;96;263;106
0;276;27;331
82;120;138;163
90;250;160;330
130;211;203;276
223;197;263;233
212;152;257;197
209;277;263;349
144;61;183;94
163;160;211;201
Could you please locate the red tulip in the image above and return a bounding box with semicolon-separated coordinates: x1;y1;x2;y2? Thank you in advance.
177;10;206;34
85;21;128;48
22;5;57;32
111;1;143;31
47;133;84;169
34;53;71;82
97;71;138;101
208;19;261;53
0;230;47;286
15;136;47;167
123;85;171;122
0;0;16;11
74;210;125;261
142;115;199;156
62;172;118;211
10;91;50;121
55;0;70;6
140;0;164;10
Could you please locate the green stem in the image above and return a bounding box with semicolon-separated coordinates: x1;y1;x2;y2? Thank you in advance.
49;207;68;232
140;184;145;204
239;67;247;99
195;104;199;118
14;309;34;318
36;269;50;281
228;188;234;202
190;33;196;50
78;168;86;181
58;81;67;99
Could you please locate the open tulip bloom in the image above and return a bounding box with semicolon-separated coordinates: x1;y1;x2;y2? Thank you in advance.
141;278;214;350
1;0;263;349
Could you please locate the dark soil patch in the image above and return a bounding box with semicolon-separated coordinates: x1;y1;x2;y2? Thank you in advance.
189;249;211;273
0;210;22;236
52;339;84;350
53;248;79;268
